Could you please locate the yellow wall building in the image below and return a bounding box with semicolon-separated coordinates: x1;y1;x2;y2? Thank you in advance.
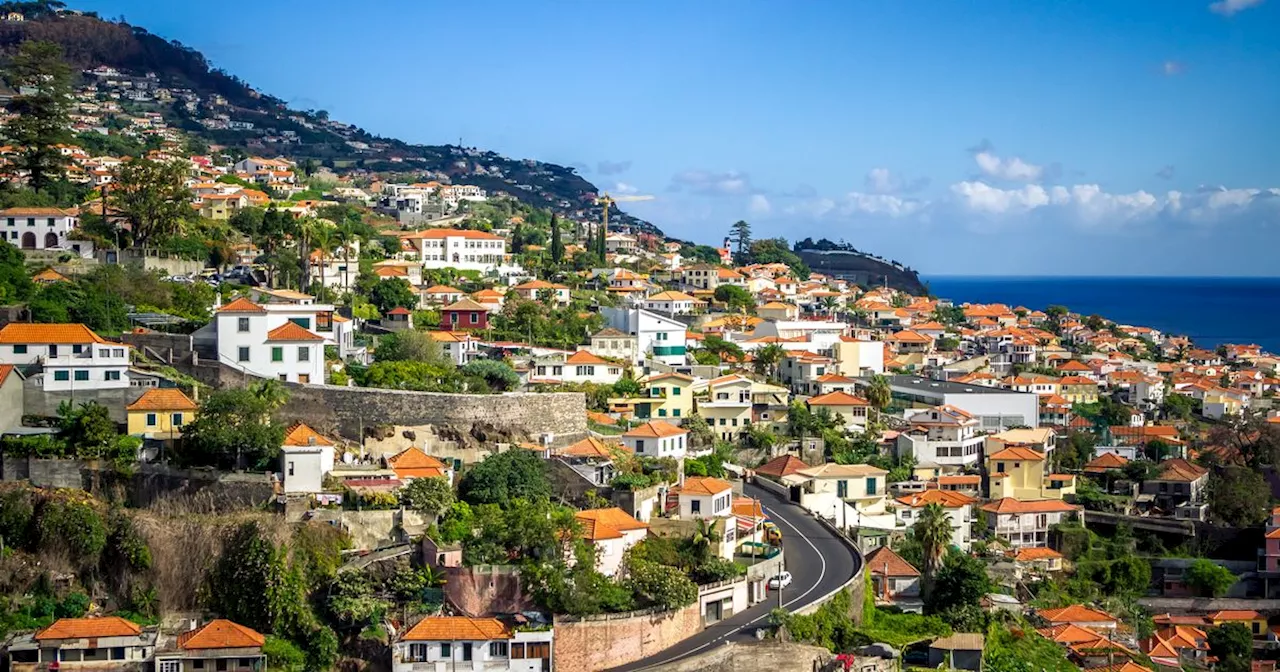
126;388;198;438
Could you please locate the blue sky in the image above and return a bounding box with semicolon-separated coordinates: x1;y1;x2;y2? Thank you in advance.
76;0;1280;275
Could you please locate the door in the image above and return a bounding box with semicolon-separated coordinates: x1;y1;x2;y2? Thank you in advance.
20;232;35;249
44;232;58;248
298;374;310;384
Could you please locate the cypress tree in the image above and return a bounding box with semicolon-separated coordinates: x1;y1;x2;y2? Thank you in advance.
550;215;564;265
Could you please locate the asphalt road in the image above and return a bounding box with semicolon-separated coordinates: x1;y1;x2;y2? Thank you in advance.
609;480;861;671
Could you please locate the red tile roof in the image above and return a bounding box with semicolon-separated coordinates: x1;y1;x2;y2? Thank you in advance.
807;390;870;407
400;616;510;642
866;545;920;577
982;498;1079;514
674;476;733;496
0;323;109;344
126;388;197;411
623;421;688;438
282;424;333;447
217;297;266;313
1083;452;1129;473
1037;605;1116;624
988;446;1045;461
387;447;448;479
754;454;810;479
266;321;324;342
36;617;142;640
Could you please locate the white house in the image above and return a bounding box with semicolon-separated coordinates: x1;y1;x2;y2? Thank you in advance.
0;207;93;257
621;421;689;459
674;476;734;520
642;290;703;315
401;229;507;273
894;489;975;551
530;350;623;386
0;323;130;391
575;507;649;577
207;294;349;384
6;617;153;670
511;280;571;305
894;405;985;471
981;498;1080;549
393;616;552;672
280;424;335;495
601;307;687;367
793;463;894;532
427;330;481;366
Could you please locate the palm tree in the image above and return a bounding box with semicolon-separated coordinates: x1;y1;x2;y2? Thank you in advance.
914;502;953;601
866;375;891;424
335;220;356;300
820;295;839;317
310;223;337;295
249;379;290;415
691;518;722;564
754;343;786;380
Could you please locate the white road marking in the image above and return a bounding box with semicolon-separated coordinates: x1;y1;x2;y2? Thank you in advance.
626;489;832;669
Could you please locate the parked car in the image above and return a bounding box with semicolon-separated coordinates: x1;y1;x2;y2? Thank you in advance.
767;571;793;590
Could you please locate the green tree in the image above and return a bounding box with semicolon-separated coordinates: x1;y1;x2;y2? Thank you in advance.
460;359;520;392
2;41;73;191
370;278;417;314
109;157;195;247
549;214;564;264
205;521;311;637
376;330;450;364
729;220;752;262
866;375;891;411
913;502;953;601
181;388;288;470
1207;466;1271;527
1208;622;1253;672
0;241;35;304
458;449;551;506
625;556;698;610
753;342;786;380
326;572;388;627
713;284;755;313
925;549;990;614
401;477;455;515
1183;558;1237;597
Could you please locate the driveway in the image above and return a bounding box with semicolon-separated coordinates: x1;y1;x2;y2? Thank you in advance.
608;480;861;671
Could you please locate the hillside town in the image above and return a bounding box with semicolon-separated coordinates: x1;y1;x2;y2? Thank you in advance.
1;7;1280;672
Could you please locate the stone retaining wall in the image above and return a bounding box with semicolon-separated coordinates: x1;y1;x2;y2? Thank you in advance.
553;602;703;671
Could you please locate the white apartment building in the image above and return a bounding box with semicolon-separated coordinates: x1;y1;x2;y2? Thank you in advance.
894;405;986;470
674;476;734;520
205;294;349;384
393;617;552;672
981;498;1080;549
0;323;130;391
401;229;508;273
0;207;93;257
894;490;975;551
621;421;689;459
601;307;686;367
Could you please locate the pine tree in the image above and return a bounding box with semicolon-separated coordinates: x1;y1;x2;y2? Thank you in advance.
511;223;525;254
549;215;564;265
729;220;752;263
2;41;74;192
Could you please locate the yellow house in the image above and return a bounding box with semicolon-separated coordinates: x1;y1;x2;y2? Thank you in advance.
987;445;1076;501
697;374;755;441
126;388;198;438
806;390;871;430
1058;376;1100;404
619;372;695;421
1207;610;1267;638
757;302;799;321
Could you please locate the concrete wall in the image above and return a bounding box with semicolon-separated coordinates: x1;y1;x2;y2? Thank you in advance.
22;378;140;423
445;565;536;617
645;641;836;672
0;457;273;509
276;383;588;447
306;508;429;551
554;603;703;671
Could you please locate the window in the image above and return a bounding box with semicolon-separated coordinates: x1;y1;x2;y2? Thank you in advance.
996;462;1005;473
160;661;181;672
866;478;877;495
72;344;83;354
576;365;594;376
462;643;472;661
634;440;645;452
298;346;310;362
237;317;250;332
511;643;526;659
289;317;311;329
146;413;157;427
408;644;427;662
691;500;702;514
110;648;125;661
74;370;89;381
672;387;681;396
113;348;124;357
238;346;250;362
172;413;184;426
526;642;551;659
271;347;283;362
440;643;452;658
317;311;332;332
490;642;508;657
54;370;69;381
470;311;478;324
287;461;295;476
12;345;25;354
673;409;681;418
837;480;848;498
216;660;228;672
105;370;121;381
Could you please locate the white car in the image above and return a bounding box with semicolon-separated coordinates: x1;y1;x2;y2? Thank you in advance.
767;571;793;590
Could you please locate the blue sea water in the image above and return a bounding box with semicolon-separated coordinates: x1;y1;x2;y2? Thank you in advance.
924;276;1280;355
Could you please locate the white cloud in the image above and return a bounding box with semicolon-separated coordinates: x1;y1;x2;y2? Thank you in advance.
1162;60;1186;76
951;181;1050;214
668;170;753;195
864;167;930;194
1209;0;1264;15
748;194;772;215
612;182;639;195
974;151;1044;182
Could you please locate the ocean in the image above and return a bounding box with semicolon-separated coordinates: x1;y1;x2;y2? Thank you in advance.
924;276;1280;355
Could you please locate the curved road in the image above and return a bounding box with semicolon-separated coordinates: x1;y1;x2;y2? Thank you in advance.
609;480;861;671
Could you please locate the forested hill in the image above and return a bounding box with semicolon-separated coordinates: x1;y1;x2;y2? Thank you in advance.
0;6;661;236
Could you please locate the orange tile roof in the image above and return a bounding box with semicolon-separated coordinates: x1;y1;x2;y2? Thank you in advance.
423;285;463;294
400;616;510;642
1037;623;1103;644
178;619;266;650
577;516;624;541
1208;610;1261;621
674;476;733;496
0;323;109;345
566;350;609;365
32;268;70;283
887;329;933;343
1011;546;1064;562
558;436;618;459
127;388;197;412
982;498;1079;514
575;507;647;537
282;423;333;447
1083;452;1129;473
988;446;1045;461
1155;458;1208;482
403;228;503;241
266;321;324;341
807;390;870;407
866;545;921;577
732;497;765;519
1037;605;1116;624
0;207;77;217
388;447;448;479
895;489;975;508
623;421;688;439
938;474;981;485
0;364;13;385
1057;360;1093;372
36;616;142;640
217;296;267;313
375;266;408;277
442;298;490;312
